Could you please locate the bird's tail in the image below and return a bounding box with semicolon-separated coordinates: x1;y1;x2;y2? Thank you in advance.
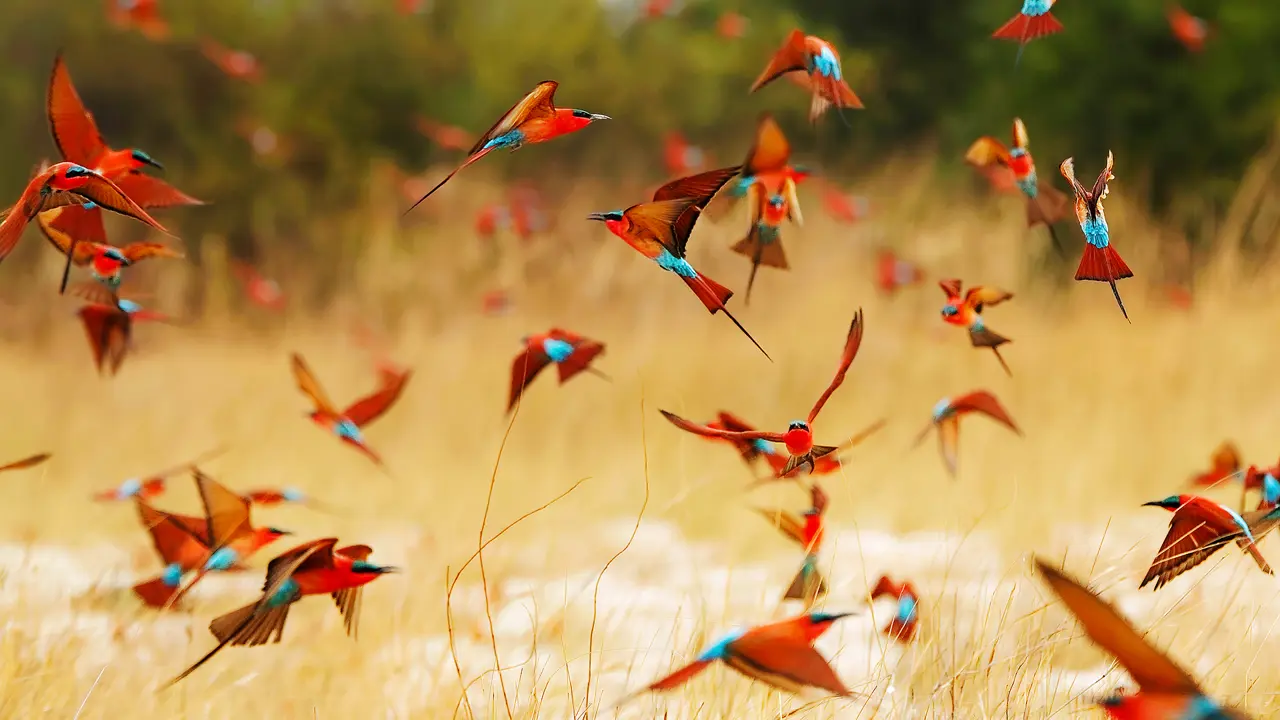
208;601;260;643
1235;537;1274;575
784;556;828;607
680;271;734;315
992;12;1064;42
731;225;789;307
133;575;182;609
1075;244;1134;322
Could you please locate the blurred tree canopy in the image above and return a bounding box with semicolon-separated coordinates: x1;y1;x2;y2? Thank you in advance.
0;0;1276;258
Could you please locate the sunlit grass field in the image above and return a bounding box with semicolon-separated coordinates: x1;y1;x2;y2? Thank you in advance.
3;157;1280;718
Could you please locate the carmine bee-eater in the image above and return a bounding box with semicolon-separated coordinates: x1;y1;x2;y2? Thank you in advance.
965;118;1069;254
912;390;1021;478
753;418;887;487
160;468;293;610
406;81;609;212
868;575;920;644
732;114;808;305
1139;494;1278;591
243;487;332;513
199;39;263;83
0;453;51;476
992;1;1064;65
72;284;170;377
0;162;168;268
755;483;828;609
1035;558;1258;720
92;447;226;501
163;537;398;688
751;30;864;123
43;55;200;289
508;328;608;413
660;309;866;475
1188;441;1242;488
938;279;1015;375
106;0;169;40
1062;152;1133;322
588;166;771;359
875;249;924;297
625;611;856;700
290;353;411;467
133;497;224;609
1168;4;1211;53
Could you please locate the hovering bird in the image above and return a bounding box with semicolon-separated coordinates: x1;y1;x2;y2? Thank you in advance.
1062;152;1132;322
230;260;286;311
731;114;807;305
1139;494;1278;591
0;162;168;268
43;54;200;291
415;116;474;152
200;39;263;82
406;81;609;212
588;166;770;359
508;329;608;413
755;483;828;609
992;1;1064;64
868;576;919;644
290;353;412;466
160;469;293;609
92;447;226;502
106;0;169;40
750;30;863;123
163;537;398;688
73;286;170;377
660;309;866;475
664;132;707;177
754;418;887;486
625;611;855;700
1188;441;1242;488
1168;4;1211;53
875;249;923;297
938;279;1015;375
912;390;1021;478
0;453;51;476
965;118;1069;254
1035;558;1257;719
243;487;332;512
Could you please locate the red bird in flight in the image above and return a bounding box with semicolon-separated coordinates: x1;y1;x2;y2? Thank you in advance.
92;447;226;502
508;329;608;413
290;353;411;467
1168;4;1211;53
913;390;1021;478
938;279;1015;375
406;81;609;212
755;482;829;609
751;30;864;123
1062;152;1133;322
1139;494;1277;590
660;309;866;475
868;576;920;644
72;285;170;377
731;114;808;305
992;1;1064;65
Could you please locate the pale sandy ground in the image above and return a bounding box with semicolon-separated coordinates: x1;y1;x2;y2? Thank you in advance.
2;165;1280;718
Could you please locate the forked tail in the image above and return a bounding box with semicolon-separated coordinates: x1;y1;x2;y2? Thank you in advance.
731;226;789;307
992;12;1064;43
1075;244;1134;322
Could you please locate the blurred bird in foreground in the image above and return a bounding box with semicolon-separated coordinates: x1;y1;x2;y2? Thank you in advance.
230;260;287;311
133;498;225;609
875;249;923;297
0;453;51;476
992;1;1064;65
755;483;828;609
912;390;1021;478
868;575;919;644
1168;3;1211;53
92;447;226;502
0;162;168;268
965;118;1069;254
106;0;169;40
730;114;808;305
624;611;856;701
1035;558;1256;719
660;309;866;475
1062;152;1133;322
751;29;863;123
290;353;411;467
200;39;263;83
1139;494;1278;591
407;81;609;211
938;279;1015;375
508;329;608;413
163;538;397;688
72;284;170;377
589;166;770;359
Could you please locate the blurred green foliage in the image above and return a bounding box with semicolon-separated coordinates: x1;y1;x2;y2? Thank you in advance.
0;0;1276;260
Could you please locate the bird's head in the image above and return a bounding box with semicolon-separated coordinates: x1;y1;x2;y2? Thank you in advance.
560;108;611;134
63;164;93;180
263;527;293;540
1141;494;1186;510
351;560;399;575
787;420;810;433
587;210;627;237
940;304;959;318
131;149;164;171
103;247;129;264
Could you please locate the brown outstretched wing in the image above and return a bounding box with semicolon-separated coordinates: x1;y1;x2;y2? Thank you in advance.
291;353;338;415
728;624;852;696
964;137;1011;168
659;409;785;442
114;173;204;209
652;165;743;256
35;208;98;263
1141;516;1237;590
0;452;51;474
806;308;864;424
122;242;184;263
743;114;791;176
468;81;559;156
344;369;412;428
750;30;810;93
192;467;253;547
950;391;1021;435
753;507;806;546
47;53;109;166
508;345;553;413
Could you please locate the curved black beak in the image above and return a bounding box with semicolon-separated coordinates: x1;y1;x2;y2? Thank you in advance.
586;212;610;222
143;156;165;171
1140;501;1163;508
589;113;611;122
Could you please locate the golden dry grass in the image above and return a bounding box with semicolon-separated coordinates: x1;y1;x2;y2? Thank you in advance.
2;155;1280;718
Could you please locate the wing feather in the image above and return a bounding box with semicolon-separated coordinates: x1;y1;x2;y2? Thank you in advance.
468;81;559;156
750;30;810;93
343;368;412;428
47;54;108;166
806;308;864;424
743;114;791;176
950;391;1021;435
508;346;552;412
659;410;785;442
291;353;338;415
